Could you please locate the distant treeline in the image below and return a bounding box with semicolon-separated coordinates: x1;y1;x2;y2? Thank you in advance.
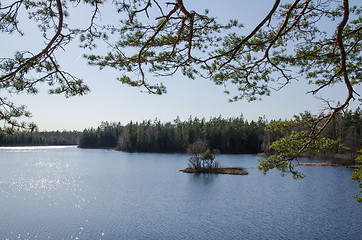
79;109;362;155
0;131;81;146
1;109;361;155
79;116;266;153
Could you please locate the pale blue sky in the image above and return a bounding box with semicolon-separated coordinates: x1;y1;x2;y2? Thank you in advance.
1;0;361;131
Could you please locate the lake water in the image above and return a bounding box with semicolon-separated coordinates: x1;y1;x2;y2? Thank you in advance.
0;146;361;239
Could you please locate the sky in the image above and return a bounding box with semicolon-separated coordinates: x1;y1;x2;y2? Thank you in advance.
1;0;361;131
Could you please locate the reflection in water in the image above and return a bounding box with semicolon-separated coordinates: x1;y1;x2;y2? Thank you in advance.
189;172;218;185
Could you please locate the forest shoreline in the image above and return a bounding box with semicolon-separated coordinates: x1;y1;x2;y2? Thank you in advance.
298;162;359;168
257;152;359;168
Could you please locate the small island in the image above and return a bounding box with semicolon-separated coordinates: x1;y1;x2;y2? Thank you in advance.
180;141;249;175
180;167;248;175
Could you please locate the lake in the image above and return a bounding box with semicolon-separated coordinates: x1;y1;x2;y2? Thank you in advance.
0;146;361;239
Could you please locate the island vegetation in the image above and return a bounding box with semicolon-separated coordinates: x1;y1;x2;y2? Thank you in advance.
180;140;248;175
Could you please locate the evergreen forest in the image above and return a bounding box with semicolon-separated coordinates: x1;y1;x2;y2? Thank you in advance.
1;109;361;160
79;109;362;157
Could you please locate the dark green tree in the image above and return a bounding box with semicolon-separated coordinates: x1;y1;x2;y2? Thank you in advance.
79;122;123;148
0;130;81;146
201;149;219;172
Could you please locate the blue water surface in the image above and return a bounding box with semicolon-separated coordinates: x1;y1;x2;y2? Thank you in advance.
0;146;361;239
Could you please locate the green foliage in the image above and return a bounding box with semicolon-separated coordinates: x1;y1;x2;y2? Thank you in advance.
187;144;219;173
270;131;348;155
258;155;305;180
258;132;348;179
259;111;358;179
83;0;243;95
351;150;362;202
205;2;361;102
202;149;215;161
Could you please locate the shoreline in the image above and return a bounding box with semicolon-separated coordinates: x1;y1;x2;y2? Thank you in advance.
298;162;358;168
0;145;77;150
180;167;248;175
